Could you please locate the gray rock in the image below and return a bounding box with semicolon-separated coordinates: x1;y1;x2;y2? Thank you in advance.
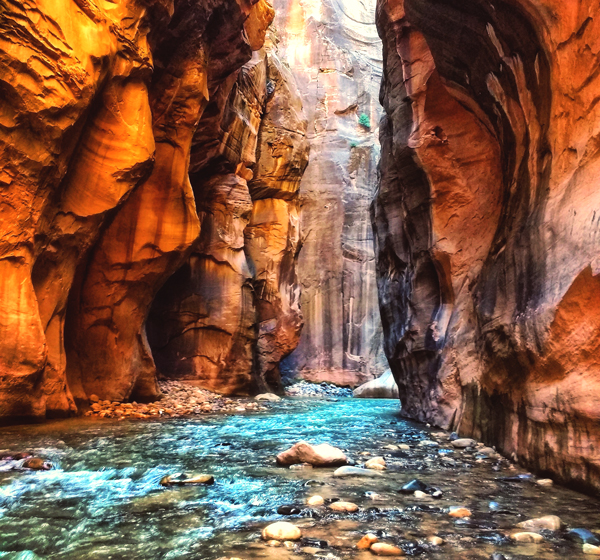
333;466;383;478
353;370;399;399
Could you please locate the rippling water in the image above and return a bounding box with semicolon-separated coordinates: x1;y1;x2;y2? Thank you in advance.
0;398;598;559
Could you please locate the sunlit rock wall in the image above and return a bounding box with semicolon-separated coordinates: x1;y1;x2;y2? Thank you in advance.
272;0;388;387
375;0;600;491
0;0;274;422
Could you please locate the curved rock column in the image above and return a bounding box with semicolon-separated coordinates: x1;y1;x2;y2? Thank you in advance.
375;0;600;491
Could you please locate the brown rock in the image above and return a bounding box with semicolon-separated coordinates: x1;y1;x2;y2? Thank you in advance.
357;534;378;549
448;507;472;518
374;0;600;492
261;522;302;541
370;543;405;556
276;441;347;467
328;501;359;512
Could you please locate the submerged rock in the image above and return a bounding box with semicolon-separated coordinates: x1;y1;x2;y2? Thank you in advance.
333;466;383;478
516;515;562;531
276;441;347;467
365;457;386;470
160;473;214;486
568;529;600;546
510;532;544;543
262;521;302;541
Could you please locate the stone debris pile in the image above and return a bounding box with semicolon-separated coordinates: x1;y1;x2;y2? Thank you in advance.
84;381;270;419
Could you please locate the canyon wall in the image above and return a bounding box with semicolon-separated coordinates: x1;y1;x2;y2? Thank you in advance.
272;0;388;387
375;0;600;490
0;0;304;422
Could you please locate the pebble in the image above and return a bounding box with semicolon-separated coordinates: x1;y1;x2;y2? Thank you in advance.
333;466;383;478
413;490;428;499
428;536;444;546
284;381;353;398
399;479;428;494
370;543;405;556
451;438;476;449
448;507;472;518
516;515;562;531
357;534;378;549
536;478;554;486
398;444;410;450
328;501;359;512
419;440;438;447
365;457;386;470
307;495;324;506
583;544;600;555
262;522;302;541
510;532;544;543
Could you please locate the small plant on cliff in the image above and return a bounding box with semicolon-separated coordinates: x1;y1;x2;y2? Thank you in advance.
358;113;370;128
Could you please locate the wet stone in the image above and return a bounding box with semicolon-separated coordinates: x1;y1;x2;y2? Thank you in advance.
568;528;600;546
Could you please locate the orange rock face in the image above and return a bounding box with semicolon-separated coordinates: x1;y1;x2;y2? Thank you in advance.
0;0;281;421
375;0;600;491
146;38;309;395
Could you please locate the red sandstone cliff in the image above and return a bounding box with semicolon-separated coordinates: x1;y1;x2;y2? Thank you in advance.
375;0;600;491
0;0;305;421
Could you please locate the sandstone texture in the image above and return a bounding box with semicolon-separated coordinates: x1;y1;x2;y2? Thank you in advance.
146;36;309;395
272;0;388;386
0;0;303;422
375;0;600;491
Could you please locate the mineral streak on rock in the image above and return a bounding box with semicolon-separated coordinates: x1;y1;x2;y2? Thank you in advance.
375;0;600;491
272;0;389;387
146;34;309;395
0;0;275;421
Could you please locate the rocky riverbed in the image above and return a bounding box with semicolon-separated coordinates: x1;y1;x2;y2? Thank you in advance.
0;399;599;560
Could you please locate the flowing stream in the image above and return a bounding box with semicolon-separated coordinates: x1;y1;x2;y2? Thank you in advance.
0;398;598;559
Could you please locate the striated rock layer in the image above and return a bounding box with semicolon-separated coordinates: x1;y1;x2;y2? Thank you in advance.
146;37;309;394
375;0;600;490
0;0;284;422
272;0;388;387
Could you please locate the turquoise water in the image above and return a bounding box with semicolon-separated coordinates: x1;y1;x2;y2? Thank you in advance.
0;398;598;559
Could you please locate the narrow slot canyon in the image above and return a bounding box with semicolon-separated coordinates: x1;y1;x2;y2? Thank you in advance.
0;0;600;559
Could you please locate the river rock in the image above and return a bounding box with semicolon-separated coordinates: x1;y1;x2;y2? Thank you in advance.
276;442;347;467
568;529;600;546
357;534;378;549
160;473;214;486
307;495;324;506
333;466;383;478
583;544;600;555
536;478;554;486
277;505;302;515
22;458;52;470
370;543;405;556
353;370;399;399
365;457;386;470
428;536;444;546
413;491;428;499
256;393;281;402
516;515;562;531
511;532;544;543
262;522;302;541
448;507;472;518
328;501;359;512
452;439;476;449
399;479;428;494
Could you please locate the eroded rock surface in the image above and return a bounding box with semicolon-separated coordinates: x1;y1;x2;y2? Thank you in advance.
0;0;277;420
272;0;388;387
375;0;600;490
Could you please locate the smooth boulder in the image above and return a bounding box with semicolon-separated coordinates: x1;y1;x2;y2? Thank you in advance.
516;515;562;531
276;441;347;467
353;369;399;399
333;466;383;478
262;522;302;541
256;393;281;402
